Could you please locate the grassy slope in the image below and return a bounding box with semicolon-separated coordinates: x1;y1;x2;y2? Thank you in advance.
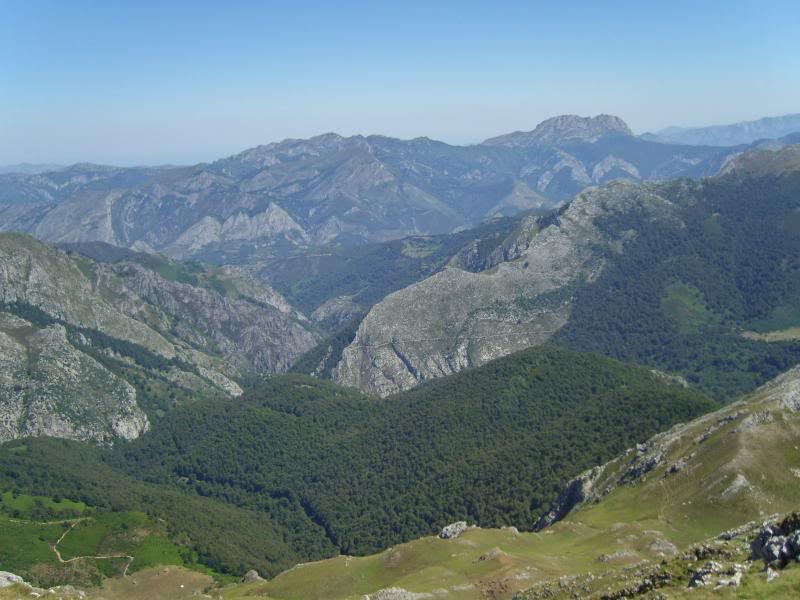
0;490;190;588
223;365;800;599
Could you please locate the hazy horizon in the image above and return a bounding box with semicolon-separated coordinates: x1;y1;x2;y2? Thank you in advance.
2;0;799;166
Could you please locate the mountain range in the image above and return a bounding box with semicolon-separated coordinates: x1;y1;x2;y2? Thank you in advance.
0;115;743;263
3;119;800;599
645;113;800;146
2;144;800;445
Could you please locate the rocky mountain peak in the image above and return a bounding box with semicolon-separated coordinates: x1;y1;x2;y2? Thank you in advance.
483;114;633;147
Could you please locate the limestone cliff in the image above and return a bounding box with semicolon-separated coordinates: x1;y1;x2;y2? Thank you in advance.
334;182;680;396
0;233;317;443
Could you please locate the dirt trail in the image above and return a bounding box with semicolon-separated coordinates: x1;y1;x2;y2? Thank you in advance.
51;519;135;576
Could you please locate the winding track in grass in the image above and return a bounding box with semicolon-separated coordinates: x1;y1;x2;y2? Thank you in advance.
51;519;134;576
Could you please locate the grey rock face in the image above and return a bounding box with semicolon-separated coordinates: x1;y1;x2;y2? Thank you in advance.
0;318;148;444
165;203;309;259
534;466;605;531
483;114;633;146
439;521;469;539
97;261;317;373
0;571;25;588
311;295;362;329
0;233;317;444
334;181;680;396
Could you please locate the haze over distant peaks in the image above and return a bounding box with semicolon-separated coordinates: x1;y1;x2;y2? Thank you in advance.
0;118;733;262
482;114;633;147
645;113;800;147
0;163;64;175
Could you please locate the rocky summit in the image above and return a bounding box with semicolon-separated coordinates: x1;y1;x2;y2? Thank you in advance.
482;114;633;146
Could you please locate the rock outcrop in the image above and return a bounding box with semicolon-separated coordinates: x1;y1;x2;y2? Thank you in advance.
439;521;470;539
0;571;25;588
533;466;605;530
334;181;680;396
751;514;800;568
241;569;264;583
0;233;317;444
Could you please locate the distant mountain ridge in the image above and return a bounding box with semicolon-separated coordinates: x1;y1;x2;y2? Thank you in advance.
644;112;800;146
0;115;737;262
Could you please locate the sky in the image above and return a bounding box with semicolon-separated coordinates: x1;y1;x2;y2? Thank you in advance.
1;0;799;166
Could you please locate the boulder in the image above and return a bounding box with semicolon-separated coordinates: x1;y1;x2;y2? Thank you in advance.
0;571;25;588
688;560;724;587
439;521;469;539
751;515;800;568
241;569;263;583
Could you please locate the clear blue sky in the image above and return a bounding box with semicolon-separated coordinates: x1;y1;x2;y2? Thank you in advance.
1;0;798;165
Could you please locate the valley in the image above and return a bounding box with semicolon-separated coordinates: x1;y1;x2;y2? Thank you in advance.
2;131;800;599
2;346;800;599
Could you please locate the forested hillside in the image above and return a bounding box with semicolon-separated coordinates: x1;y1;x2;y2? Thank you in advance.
0;346;714;580
240;354;800;600
555;169;800;398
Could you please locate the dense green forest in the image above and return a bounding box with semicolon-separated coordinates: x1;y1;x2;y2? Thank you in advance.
556;172;800;399
0;346;715;579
